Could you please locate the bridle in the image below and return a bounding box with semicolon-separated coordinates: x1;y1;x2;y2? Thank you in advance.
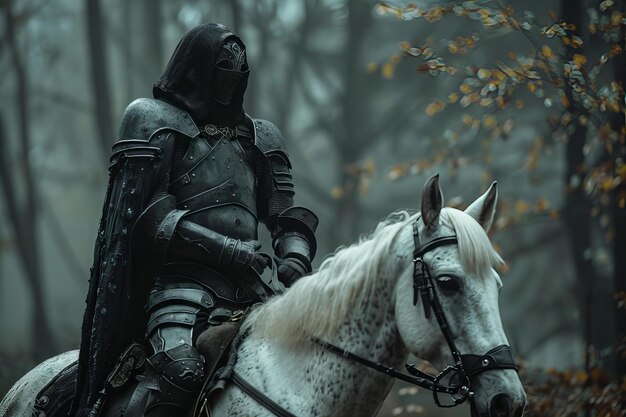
316;217;518;408
407;218;518;407
226;216;519;417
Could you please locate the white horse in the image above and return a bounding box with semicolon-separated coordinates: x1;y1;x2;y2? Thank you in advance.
1;176;527;417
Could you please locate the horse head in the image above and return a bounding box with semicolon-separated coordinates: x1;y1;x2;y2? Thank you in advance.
394;175;527;417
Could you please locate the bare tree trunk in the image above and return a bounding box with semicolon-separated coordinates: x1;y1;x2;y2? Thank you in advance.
611;0;626;379
230;0;242;35
560;0;594;377
85;0;114;159
1;0;55;360
332;0;371;247
122;0;135;103
141;0;163;83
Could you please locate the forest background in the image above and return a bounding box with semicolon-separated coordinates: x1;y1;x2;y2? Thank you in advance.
0;0;624;415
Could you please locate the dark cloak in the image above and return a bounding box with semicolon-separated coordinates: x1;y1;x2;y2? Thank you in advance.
153;23;248;128
71;135;176;417
73;24;248;416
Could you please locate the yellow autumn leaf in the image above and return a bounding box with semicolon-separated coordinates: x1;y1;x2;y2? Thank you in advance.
515;100;524;109
617;163;626;179
425;100;445;116
366;62;378;73
483;115;497;129
382;62;395;79
330;186;344;199
363;159;376;176
417;160;432;171
527;82;536;92
448;41;459;54
560;94;570;107
462;114;474;125
400;41;411;51
573;54;587;67
611;11;623;25
459;83;472;94
515;200;529;214
496;262;510;274
478;8;491;18
477;68;492;80
541;45;554;59
387;165;408;181
600;177;615;191
448;92;459;103
575;371;588;384
493;69;507;81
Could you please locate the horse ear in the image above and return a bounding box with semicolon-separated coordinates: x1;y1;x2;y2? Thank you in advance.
465;181;498;232
421;174;443;229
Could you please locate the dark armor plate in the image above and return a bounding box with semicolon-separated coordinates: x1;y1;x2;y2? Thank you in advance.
171;136;258;241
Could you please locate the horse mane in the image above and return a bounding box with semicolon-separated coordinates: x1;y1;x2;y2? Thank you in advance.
439;207;504;278
244;211;414;343
244;207;503;344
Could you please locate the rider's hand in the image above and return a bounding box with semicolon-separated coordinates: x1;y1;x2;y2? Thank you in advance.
230;239;267;272
277;257;308;287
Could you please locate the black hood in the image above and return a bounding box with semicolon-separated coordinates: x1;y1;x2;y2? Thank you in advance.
153;23;248;127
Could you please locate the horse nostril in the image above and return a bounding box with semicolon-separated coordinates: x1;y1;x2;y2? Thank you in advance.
489;393;512;417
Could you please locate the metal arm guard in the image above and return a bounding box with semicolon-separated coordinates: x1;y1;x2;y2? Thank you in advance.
134;194;254;272
272;206;319;272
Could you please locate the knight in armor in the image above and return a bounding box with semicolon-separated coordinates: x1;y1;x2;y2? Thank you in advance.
71;23;318;417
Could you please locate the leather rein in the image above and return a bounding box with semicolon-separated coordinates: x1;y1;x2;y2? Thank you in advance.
227;217;518;416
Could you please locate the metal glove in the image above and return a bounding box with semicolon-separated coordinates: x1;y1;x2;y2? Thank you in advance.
277;257;309;287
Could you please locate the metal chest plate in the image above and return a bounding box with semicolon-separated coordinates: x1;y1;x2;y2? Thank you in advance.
170;136;258;240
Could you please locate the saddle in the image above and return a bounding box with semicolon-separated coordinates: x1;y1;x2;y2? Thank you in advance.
32;322;242;417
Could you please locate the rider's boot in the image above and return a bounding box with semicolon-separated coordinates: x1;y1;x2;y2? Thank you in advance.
143;343;206;417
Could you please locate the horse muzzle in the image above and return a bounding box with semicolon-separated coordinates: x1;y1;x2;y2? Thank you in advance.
471;392;527;417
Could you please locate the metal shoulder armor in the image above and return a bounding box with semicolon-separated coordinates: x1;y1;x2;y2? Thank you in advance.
118;97;200;141
110;98;200;168
253;118;294;196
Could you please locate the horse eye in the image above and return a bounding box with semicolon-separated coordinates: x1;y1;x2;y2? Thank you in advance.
435;275;460;293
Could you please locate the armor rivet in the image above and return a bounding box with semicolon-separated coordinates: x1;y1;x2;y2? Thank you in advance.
227;165;230;169
232;193;236;197
191;173;196;177
211;156;215;160
481;358;490;367
216;200;219;203
189;155;194;160
183;205;188;209
235;218;241;225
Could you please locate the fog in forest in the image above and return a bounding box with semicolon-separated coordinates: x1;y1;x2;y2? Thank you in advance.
1;0;624;415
